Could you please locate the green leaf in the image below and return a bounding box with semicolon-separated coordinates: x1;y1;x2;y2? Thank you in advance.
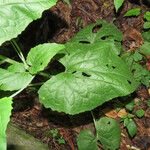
125;100;135;111
38;42;137;114
7;62;26;73
0;0;57;45
123;118;130;126
0;68;33;91
68;20;122;55
0;97;13;150
122;52;150;87
132;51;143;62
143;21;150;29
27;43;65;75
126;119;137;137
77;130;98;150
144;11;150;21
95;117;121;150
114;0;125;12
135;109;145;118
124;8;141;17
140;41;150;56
142;31;150;42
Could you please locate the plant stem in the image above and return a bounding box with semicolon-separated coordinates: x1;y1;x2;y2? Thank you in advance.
91;111;97;126
91;111;98;139
0;55;17;65
10;39;28;69
39;72;51;79
28;82;45;87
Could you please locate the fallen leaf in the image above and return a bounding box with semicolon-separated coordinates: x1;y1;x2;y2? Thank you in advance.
103;108;118;119
117;109;128;118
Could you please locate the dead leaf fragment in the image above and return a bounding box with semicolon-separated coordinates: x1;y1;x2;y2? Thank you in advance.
117;109;128;118
103;108;118;119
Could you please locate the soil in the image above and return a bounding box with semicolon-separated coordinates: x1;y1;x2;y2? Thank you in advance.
6;0;150;149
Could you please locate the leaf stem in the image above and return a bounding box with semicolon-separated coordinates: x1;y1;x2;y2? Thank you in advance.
0;55;17;65
39;72;51;79
91;111;98;139
28;82;45;87
10;39;28;69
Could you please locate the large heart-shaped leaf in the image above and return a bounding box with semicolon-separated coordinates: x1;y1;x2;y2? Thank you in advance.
0;0;57;45
67;20;122;55
26;43;65;75
70;20;122;43
38;43;138;114
0;97;13;150
0;68;33;91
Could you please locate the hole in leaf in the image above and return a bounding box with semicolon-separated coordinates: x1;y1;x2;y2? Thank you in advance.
79;41;90;44
72;71;77;74
92;24;102;33
112;66;116;69
82;72;91;77
106;64;109;67
101;36;109;40
107;121;111;125
127;80;132;84
132;69;136;73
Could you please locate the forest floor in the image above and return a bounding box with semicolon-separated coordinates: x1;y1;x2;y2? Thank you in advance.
9;0;150;149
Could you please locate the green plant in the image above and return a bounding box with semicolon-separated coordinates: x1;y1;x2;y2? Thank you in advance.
77;117;121;150
135;109;145;118
144;11;150;29
0;1;149;150
125;100;135;111
123;7;150;29
114;0;125;12
121;114;137;137
124;8;141;17
46;129;65;144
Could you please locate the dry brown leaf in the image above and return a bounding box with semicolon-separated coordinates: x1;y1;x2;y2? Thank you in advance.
117;109;128;118
103;108;118;119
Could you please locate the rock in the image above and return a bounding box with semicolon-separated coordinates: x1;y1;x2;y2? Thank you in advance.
7;122;49;150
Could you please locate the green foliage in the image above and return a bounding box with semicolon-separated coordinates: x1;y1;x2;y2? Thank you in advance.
135;109;145;118
144;11;150;29
114;0;125;12
0;68;34;91
67;20;122;55
125;100;135;111
124;8;141;17
126;119;137;137
38;20;137;115
46;129;65;145
77;130;98;150
142;30;150;42
26;43;65;74
144;22;150;29
95;117;121;150
140;41;150;56
121;114;137;138
144;11;150;21
0;0;57;45
122;52;150;87
0;1;146;149
0;97;13;150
